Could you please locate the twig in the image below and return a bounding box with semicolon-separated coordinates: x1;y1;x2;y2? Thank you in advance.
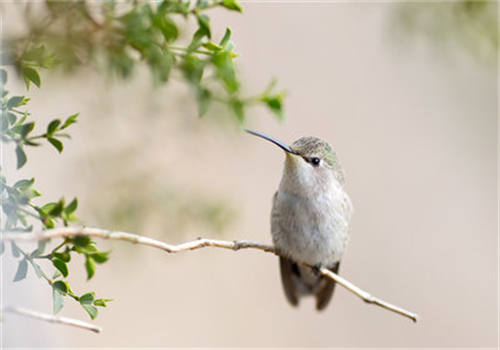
1;227;419;323
1;305;102;333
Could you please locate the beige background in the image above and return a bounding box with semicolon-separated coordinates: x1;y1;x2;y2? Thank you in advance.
2;2;498;348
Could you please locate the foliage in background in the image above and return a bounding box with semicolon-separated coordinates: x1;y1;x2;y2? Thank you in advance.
392;1;497;65
4;0;286;121
1;0;282;323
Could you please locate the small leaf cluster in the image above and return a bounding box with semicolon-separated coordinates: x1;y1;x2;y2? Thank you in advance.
1;68;79;168
49;236;111;319
4;237;111;320
5;0;286;122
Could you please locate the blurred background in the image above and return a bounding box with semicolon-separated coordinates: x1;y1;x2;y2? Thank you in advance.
1;1;497;348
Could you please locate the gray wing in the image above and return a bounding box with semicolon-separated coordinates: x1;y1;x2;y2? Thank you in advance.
315;262;340;311
279;257;299;306
272;192;299;307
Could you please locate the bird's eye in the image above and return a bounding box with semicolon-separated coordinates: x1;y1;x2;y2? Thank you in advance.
310;157;321;166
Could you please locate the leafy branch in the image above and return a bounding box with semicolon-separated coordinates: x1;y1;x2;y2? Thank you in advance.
4;0;287;122
2;227;420;323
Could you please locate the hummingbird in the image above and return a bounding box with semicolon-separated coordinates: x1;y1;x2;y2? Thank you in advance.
246;129;353;310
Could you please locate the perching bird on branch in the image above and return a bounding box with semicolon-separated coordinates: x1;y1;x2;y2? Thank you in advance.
246;130;353;310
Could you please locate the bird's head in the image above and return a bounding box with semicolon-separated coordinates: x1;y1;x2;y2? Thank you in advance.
245;130;345;196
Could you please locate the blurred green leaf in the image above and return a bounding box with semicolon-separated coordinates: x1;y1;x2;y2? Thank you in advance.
22;67;41;89
65;197;78;215
196;14;211;39
212;51;239;93
90;251;109;264
48;137;63;153
230;97;244;123
85;256;95;280
221;0;243;12
20;122;35;138
14;178;34;190
61;113;78;129
15;146;27;169
80;292;95;304
219;28;232;47
7;96;24;109
182;55;204;83
53;251;71;263
73;235;91;247
52;280;69;294
261;91;286;119
47;119;61;136
196;87;211;117
51;257;69;277
13;259;28;282
81;303;98;320
53;287;64;314
93;298;112;307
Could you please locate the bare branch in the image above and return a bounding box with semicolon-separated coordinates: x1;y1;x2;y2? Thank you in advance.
1;227;419;323
2;305;102;333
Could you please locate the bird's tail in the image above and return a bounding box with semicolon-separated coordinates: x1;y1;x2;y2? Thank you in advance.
279;257;340;311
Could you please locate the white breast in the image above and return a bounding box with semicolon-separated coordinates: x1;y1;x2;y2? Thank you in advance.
271;181;352;266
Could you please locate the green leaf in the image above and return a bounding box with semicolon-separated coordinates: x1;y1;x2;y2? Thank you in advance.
15;146;27;169
47;119;61;136
23;67;41;89
7;96;24;109
61;113;78;129
80;292;95;304
85;256;96;280
42;199;64;217
48;137;63;153
51;257;68;277
153;13;178;43
52;280;69;294
0;241;4;255
74;244;98;255
212;51;239;93
196;14;211;39
182;55;204;83
6;112;16;125
14;178;34;190
65;197;78;214
81;303;98;320
221;0;243;12
196;87;211;117
53;287;64;314
13;259;28;282
93;298;113;307
53;251;71;263
20;122;35;138
73;235;91;247
229;98;245;123
202;42;222;52
90;251;109;264
43;216;55;229
11;241;21;257
219;28;232;47
261;91;286;119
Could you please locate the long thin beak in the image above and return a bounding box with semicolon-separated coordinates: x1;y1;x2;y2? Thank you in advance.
245;129;299;155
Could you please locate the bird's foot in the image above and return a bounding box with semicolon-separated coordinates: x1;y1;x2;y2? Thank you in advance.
312;263;323;276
